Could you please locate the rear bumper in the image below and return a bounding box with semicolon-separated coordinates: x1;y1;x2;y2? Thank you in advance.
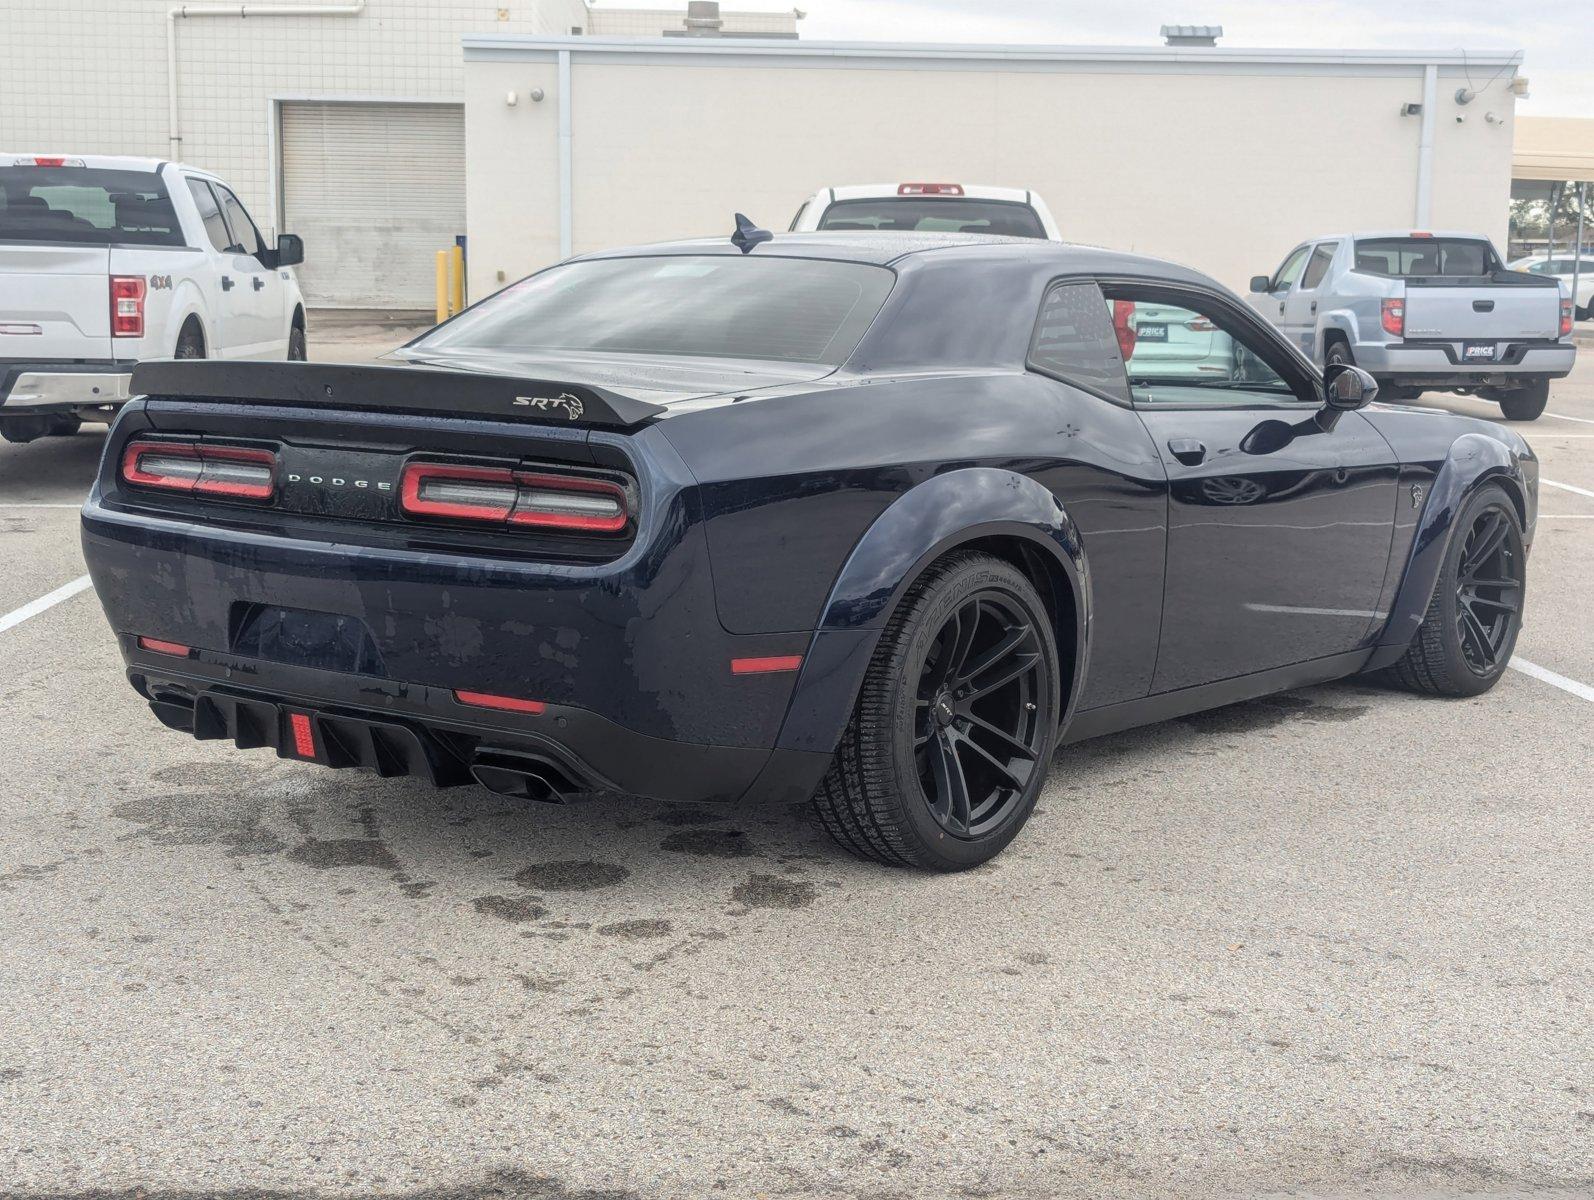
1353;340;1575;383
124;640;830;807
0;361;131;413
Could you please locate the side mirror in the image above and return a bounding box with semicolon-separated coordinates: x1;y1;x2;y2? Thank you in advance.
274;233;304;268
1249;275;1273;294
1319;362;1378;430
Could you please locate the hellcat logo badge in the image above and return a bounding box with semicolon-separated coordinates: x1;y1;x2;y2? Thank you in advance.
513;393;585;420
1410;483;1425;509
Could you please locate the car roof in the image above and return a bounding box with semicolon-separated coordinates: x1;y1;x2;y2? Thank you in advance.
822;183;1033;204
576;231;1195;274
1295;230;1495;243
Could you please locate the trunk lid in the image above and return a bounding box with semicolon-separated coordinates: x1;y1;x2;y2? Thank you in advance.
0;244;112;359
1401;275;1562;340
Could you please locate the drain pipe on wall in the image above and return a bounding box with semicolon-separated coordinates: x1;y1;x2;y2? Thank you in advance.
1413;62;1437;227
166;1;367;161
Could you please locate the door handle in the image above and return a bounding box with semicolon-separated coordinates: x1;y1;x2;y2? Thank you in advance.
1277;301;1285;315
1310;301;1318;314
220;276;234;291
1167;438;1207;466
252;277;265;291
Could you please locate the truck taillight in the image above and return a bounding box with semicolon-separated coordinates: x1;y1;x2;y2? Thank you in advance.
897;182;964;196
14;155;84;167
1381;298;1405;337
110;276;146;338
1561;298;1574;337
1111;299;1138;359
121;441;278;501
399;461;631;534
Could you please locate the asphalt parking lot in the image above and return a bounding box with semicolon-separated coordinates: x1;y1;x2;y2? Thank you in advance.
1;320;1590;1200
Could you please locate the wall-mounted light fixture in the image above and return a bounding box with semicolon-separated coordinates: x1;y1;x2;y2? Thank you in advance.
1401;102;1423;117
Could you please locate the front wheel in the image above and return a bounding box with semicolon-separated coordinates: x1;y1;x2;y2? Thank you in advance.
811;552;1061;871
1498;380;1549;422
1387;484;1525;697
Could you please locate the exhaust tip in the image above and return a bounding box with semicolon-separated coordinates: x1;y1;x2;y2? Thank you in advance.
469;749;587;804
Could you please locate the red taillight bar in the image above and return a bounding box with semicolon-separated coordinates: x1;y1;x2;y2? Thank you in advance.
137;636;193;657
454;689;547;714
400;461;630;534
898;182;964;196
730;655;804;675
120;440;278;501
110;275;145;338
16;156;83;168
1561;298;1574;338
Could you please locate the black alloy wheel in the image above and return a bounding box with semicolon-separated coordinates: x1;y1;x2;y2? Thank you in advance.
1453;505;1524;675
1387;484;1525;697
812;551;1061;870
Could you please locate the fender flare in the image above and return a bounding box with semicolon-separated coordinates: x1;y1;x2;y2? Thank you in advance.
166;284;209;356
1366;432;1533;669
774;467;1090;758
1318;310;1358;357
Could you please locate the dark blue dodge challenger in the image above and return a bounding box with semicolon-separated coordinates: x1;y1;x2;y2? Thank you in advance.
82;231;1537;870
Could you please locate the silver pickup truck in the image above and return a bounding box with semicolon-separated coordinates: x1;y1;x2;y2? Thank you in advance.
1248;231;1575;420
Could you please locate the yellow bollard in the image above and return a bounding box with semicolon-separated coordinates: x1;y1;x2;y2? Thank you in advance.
449;244;465;316
434;250;449;325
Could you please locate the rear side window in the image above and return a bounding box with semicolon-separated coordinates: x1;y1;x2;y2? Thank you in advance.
0;166;184;246
186;179;231;252
1299;243;1337;289
1354;237;1499;278
417;255;895;366
818;198;1046;239
1028;281;1131;404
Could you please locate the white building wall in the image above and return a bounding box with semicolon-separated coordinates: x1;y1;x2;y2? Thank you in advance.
587;8;797;35
461;39;1521;298
0;0;590;236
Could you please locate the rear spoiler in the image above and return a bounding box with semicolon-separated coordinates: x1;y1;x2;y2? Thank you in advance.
128;360;669;429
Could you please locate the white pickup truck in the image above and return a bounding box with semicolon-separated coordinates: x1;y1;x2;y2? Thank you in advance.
0;154;306;443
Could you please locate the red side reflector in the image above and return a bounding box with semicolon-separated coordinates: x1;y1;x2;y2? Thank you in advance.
454;689;547;714
137;636;192;657
897;182;964;196
730;655;803;675
288;712;317;759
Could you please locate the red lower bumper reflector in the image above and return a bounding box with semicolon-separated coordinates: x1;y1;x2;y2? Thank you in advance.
454;689;547;715
730;655;804;675
137;636;192;657
288;711;317;759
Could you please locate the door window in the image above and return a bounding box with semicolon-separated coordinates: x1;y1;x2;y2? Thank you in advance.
186;179;231;253
1027;280;1131;404
1104;290;1307;408
213;185;262;256
1299;243;1337;289
1269;246;1310;291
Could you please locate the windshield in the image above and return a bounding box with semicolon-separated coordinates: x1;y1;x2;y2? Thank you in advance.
817;197;1046;239
1353;237;1499;278
0;166;185;247
415;255;895;367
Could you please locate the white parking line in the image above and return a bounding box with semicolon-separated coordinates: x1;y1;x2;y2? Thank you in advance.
1510;657;1594;704
1542;478;1594;500
1449;395;1594;425
1539;514;1594;520
0;574;93;634
0;503;84;509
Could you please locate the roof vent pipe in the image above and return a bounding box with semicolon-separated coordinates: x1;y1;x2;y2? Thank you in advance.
683;1;724;34
1161;24;1222;47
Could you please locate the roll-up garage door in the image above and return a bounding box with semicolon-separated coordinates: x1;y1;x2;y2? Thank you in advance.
279;101;464;308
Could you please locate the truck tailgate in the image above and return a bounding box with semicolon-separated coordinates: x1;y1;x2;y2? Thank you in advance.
0;245;112;359
1403;280;1561;340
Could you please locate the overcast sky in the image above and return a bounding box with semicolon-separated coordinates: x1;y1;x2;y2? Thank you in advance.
796;0;1593;116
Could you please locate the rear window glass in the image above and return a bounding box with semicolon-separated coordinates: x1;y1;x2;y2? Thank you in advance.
1353;238;1498;278
416;256;895;367
0;166;184;246
818;198;1046;240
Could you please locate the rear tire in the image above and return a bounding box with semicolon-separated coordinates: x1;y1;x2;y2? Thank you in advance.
288;322;307;361
1498;380;1549;422
174;321;205;359
1324;338;1353;369
811;552;1060;871
1387;484;1524;697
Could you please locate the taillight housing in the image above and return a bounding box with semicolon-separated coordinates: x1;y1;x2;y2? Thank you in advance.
399;461;631;534
1111;298;1138;360
120;440;278;501
1381;298;1405;337
110;275;146;338
1561;298;1574;338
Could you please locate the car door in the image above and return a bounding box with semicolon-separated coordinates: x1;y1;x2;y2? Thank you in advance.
182;177;232;355
1106;281;1400;693
1248;243;1310;332
1282;241;1338;361
211;182;286;358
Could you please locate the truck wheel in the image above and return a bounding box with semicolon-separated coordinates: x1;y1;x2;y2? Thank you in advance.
811;551;1060;871
288;322;307;361
1387;484;1524;698
1498;380;1549;422
175;322;205;359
